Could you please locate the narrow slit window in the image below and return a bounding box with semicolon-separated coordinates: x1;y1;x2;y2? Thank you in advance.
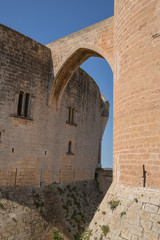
72;108;75;123
24;93;30;117
68;141;72;154
0;132;1;143
68;107;72;122
17;91;24;116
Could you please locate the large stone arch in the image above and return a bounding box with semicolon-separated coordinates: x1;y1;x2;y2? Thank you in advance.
47;17;114;105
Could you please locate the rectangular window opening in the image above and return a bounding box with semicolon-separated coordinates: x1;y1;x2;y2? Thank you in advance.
68;107;72;122
72;108;75;123
17;91;24;116
66;107;77;126
68;141;72;153
24;93;30;118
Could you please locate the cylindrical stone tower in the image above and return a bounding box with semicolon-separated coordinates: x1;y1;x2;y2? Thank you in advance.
90;2;160;238
113;0;160;188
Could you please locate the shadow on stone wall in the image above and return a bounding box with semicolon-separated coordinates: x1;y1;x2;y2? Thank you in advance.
95;168;113;195
0;180;103;240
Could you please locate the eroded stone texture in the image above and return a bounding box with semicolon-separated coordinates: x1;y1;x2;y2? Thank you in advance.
0;181;103;240
89;183;160;239
0;0;160;238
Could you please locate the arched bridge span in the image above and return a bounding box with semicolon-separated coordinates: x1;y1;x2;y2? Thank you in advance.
47;17;114;104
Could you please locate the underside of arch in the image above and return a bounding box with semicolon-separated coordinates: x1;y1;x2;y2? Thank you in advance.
49;48;104;105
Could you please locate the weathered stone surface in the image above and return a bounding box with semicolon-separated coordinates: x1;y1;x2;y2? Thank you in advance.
89;184;160;239
0;23;108;185
0;0;160;238
0;180;102;240
113;0;160;188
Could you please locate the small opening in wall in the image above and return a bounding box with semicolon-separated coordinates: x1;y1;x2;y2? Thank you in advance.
45;151;47;156
72;108;75;123
12;148;14;153
66;107;77;126
68;141;72;153
24;93;30;117
67;140;74;155
0;132;1;143
68;107;72;122
143;165;146;188
17;91;24;116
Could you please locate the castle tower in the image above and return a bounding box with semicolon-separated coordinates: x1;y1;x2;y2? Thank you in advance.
90;1;160;238
113;0;160;188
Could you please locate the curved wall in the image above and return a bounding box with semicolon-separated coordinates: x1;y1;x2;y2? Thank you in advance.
113;0;160;188
0;22;108;186
52;68;109;182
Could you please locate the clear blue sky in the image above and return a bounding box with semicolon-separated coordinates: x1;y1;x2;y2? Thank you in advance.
0;0;114;168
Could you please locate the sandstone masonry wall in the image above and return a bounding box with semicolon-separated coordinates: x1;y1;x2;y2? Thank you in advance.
0;24;51;185
0;24;108;185
46;17;114;103
54;69;109;182
113;0;160;188
89;183;160;239
89;0;160;238
95;169;113;195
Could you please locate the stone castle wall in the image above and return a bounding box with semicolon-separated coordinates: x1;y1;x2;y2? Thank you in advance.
0;24;51;185
0;24;108;185
46;17;114;104
95;169;113;195
113;0;160;188
89;183;160;239
54;68;108;182
90;0;160;238
0;0;160;238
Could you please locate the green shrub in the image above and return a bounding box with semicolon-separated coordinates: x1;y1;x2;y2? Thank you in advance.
80;227;93;240
100;235;103;240
101;225;110;236
52;228;64;240
120;211;126;217
134;198;138;203
108;200;120;211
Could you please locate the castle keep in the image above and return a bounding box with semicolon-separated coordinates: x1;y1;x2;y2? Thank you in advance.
0;0;160;239
0;24;109;185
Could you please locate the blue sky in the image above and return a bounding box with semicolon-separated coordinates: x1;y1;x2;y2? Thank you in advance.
0;0;114;168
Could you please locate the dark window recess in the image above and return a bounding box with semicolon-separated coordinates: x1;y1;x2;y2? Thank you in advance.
16;91;31;118
12;148;14;153
0;132;1;142
66;107;77;125
68;107;72;122
68;141;72;153
67;141;74;155
72;108;75;122
17;91;24;116
24;93;30;117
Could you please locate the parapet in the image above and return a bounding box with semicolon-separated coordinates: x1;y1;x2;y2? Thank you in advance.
101;100;109;118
